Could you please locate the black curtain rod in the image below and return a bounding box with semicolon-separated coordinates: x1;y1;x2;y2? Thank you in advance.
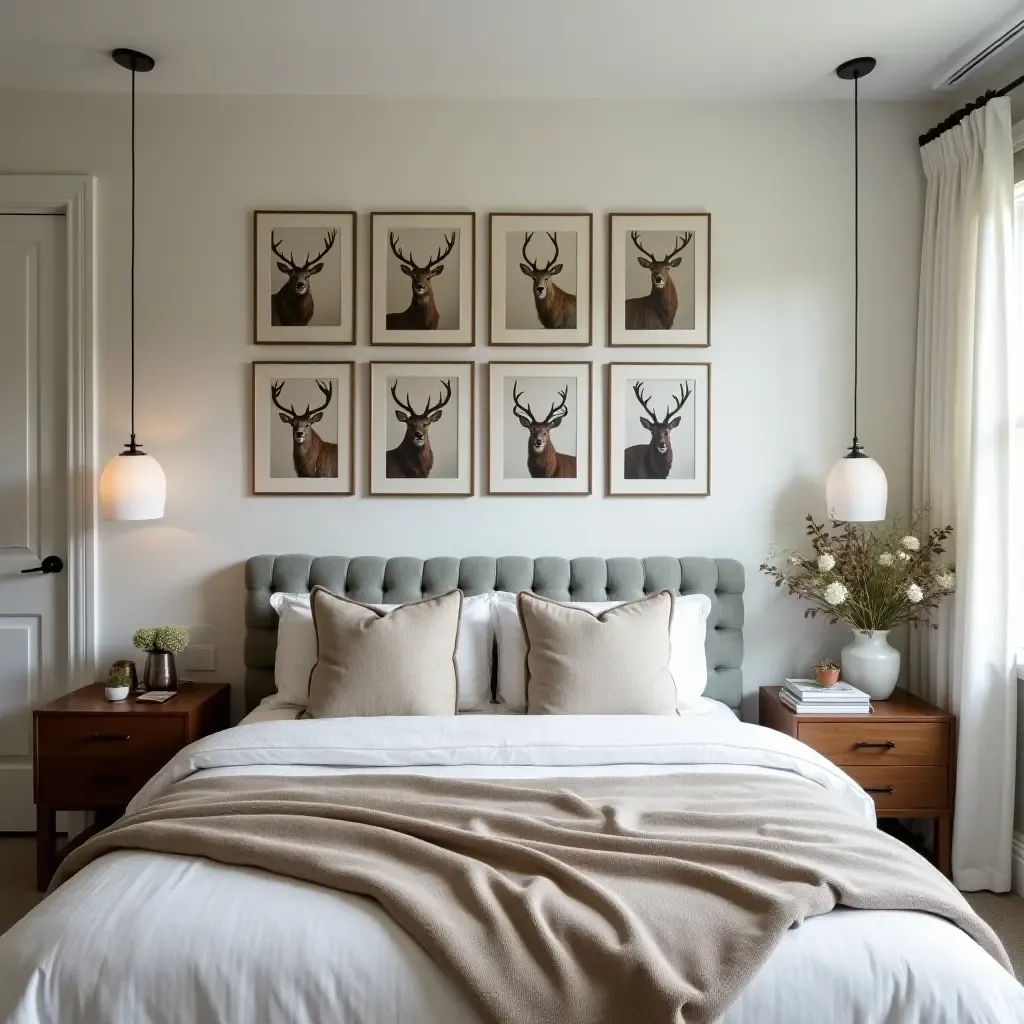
919;70;1024;146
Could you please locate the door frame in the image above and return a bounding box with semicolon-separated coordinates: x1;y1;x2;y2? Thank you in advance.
0;175;97;694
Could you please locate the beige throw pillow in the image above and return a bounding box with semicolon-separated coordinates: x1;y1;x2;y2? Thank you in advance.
307;587;462;718
518;590;676;715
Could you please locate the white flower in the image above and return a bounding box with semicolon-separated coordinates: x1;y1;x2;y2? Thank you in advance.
907;584;924;604
788;554;803;565
935;570;956;592
897;551;910;561
817;553;836;572
823;581;848;606
878;552;894;567
901;535;921;552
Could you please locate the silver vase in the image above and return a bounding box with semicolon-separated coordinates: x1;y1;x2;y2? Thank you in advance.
840;629;899;700
142;650;178;691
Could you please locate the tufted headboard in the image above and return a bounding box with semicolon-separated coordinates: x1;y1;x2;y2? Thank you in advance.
244;555;744;714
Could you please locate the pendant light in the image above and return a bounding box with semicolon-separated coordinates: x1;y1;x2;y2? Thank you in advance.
99;47;167;521
825;57;888;523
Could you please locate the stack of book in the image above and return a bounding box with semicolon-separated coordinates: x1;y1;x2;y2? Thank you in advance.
780;678;872;715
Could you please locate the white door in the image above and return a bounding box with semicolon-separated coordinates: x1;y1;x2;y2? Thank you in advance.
0;214;67;831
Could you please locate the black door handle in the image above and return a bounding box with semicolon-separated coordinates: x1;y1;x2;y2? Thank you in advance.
21;556;63;575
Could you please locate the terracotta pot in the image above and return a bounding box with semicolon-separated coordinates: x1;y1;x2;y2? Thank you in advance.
815;666;840;687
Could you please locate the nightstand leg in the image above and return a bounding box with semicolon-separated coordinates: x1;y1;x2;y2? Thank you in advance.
36;804;56;892
936;814;952;878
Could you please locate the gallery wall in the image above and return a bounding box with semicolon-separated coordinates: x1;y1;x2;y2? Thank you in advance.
0;91;942;719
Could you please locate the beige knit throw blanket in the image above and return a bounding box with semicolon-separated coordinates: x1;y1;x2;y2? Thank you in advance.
51;772;1010;1024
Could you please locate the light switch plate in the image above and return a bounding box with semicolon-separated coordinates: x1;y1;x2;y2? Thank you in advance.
182;645;216;672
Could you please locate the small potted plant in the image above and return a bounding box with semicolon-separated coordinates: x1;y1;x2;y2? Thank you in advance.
132;626;189;691
105;661;132;702
813;660;841;687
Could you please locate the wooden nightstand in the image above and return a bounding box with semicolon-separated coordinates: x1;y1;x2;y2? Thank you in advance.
33;681;230;890
759;686;955;876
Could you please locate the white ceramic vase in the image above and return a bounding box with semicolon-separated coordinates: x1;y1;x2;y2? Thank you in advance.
840;629;899;700
104;684;130;702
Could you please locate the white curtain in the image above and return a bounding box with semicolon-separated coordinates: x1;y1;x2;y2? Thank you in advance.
911;98;1018;892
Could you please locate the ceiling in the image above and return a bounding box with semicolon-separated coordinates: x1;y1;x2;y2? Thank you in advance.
1;0;1021;100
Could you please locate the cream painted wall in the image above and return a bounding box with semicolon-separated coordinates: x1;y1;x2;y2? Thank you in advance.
0;92;939;719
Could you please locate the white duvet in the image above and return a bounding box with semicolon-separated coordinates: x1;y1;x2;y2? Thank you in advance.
1;711;1020;1024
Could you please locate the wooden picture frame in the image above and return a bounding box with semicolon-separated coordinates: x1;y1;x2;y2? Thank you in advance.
487;362;592;495
608;213;710;347
370;212;475;345
488;213;593;346
253;211;356;344
607;362;710;496
369;361;475;495
252;361;355;495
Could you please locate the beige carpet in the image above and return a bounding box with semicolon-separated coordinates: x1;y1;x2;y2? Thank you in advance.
0;837;1022;978
965;891;1024;977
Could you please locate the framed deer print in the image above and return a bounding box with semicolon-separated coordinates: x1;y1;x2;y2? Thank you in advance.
369;361;474;495
607;363;710;496
488;363;591;495
371;213;475;346
253;211;356;344
252;361;354;495
608;213;710;347
488;214;592;346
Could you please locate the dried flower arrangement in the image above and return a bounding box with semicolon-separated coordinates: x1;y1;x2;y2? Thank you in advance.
760;511;955;631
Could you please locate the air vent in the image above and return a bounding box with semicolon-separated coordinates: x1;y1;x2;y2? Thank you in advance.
935;10;1024;90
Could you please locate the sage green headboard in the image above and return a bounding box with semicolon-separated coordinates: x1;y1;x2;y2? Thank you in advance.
244;555;744;713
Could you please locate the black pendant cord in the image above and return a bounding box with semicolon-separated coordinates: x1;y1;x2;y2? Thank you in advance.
129;61;136;451
835;56;874;463
111;47;154;457
851;71;861;456
919;69;1024;147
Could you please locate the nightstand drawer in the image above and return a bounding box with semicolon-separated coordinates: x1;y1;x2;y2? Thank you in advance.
797;721;948;767
845;766;949;811
36;757;164;807
36;715;185;761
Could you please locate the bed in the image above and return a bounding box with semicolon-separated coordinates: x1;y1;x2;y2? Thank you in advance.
0;555;1019;1024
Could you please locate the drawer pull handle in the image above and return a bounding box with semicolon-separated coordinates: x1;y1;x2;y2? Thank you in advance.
865;786;895;794
89;733;131;742
854;741;896;750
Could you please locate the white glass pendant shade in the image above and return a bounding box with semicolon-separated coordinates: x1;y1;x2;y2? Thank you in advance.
99;452;166;520
825;453;887;522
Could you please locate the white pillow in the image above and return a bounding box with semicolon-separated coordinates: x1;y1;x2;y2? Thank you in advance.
264;591;493;713
492;591;712;713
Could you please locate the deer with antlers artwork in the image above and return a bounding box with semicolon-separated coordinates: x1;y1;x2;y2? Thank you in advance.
270;230;338;327
511;380;577;479
270;379;339;478
624;232;692;331
519;232;577;329
386;380;454;478
386;232;457;331
623;380;691;479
